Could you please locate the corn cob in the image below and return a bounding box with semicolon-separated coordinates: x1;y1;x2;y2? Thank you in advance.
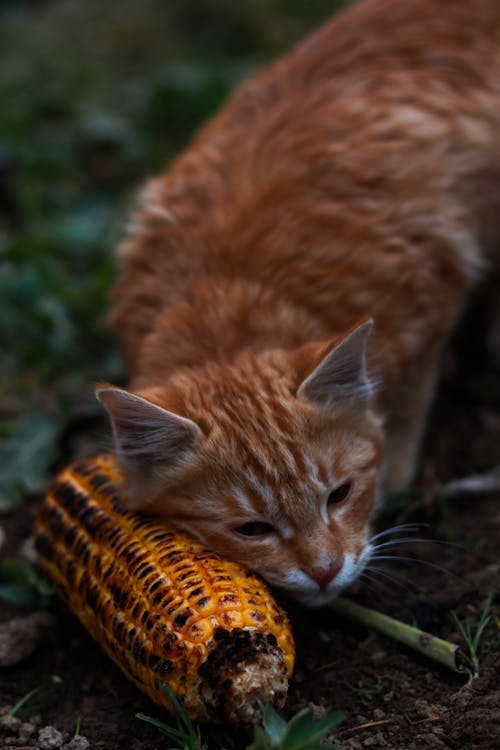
34;454;294;724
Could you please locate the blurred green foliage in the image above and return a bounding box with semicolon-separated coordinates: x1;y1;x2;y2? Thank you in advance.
0;0;350;505
0;557;54;606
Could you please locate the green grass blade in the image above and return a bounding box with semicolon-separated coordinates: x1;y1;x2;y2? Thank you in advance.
451;612;469;648
137;686;207;750
135;713;185;742
3;686;45;721
161;684;200;745
471;593;493;653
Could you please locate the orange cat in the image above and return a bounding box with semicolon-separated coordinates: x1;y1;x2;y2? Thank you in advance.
97;0;500;606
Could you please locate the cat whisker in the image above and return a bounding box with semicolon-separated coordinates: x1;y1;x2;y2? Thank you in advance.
369;554;457;578
370;537;461;552
359;569;407;595
358;572;385;594
360;569;396;593
363;564;419;593
368;523;428;544
371;537;435;550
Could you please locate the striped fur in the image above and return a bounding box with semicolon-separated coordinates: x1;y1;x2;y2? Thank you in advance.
100;0;500;605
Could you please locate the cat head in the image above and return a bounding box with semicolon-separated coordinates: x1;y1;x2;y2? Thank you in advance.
97;320;384;606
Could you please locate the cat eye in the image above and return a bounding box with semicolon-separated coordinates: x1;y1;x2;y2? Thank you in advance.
327;481;352;506
233;522;275;538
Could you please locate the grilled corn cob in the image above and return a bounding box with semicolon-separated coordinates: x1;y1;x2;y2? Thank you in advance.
34;454;294;723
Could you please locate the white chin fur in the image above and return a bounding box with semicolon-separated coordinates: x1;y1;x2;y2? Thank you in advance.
290;584;345;608
268;550;369;608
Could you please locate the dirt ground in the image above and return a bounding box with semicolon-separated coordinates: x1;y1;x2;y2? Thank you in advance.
1;314;499;750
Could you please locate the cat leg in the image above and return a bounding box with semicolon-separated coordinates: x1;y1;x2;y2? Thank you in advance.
382;354;441;493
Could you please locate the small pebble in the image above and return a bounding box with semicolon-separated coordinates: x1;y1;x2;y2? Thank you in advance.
432;726;445;736
38;726;63;750
19;535;38;565
0;613;54;668
19;722;37;741
372;708;385;720
307;702;326;720
414;732;446;749
414;698;432;718
63;736;90;750
1;715;22;733
369;649;387;663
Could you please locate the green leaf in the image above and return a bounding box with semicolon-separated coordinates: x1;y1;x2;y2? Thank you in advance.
0;582;34;605
262;702;288;745
0;411;61;505
0;559;54;605
246;725;273;750
0;559;36;584
282;708;344;750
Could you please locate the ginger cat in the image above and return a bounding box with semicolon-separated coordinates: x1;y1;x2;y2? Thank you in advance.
97;0;500;606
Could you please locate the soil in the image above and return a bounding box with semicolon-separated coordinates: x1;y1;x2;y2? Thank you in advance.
1;322;499;750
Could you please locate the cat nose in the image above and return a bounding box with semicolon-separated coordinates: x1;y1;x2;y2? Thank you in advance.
308;562;342;590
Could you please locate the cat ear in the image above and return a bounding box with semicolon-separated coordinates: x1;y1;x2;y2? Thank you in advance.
96;386;202;506
297;320;374;407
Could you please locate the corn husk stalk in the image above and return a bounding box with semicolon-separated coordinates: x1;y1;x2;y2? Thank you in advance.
330;597;472;674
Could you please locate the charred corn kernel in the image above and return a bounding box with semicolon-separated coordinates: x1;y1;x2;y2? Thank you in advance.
34;455;294;723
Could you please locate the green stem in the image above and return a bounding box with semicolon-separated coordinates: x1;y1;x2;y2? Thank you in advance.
330;597;472;674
